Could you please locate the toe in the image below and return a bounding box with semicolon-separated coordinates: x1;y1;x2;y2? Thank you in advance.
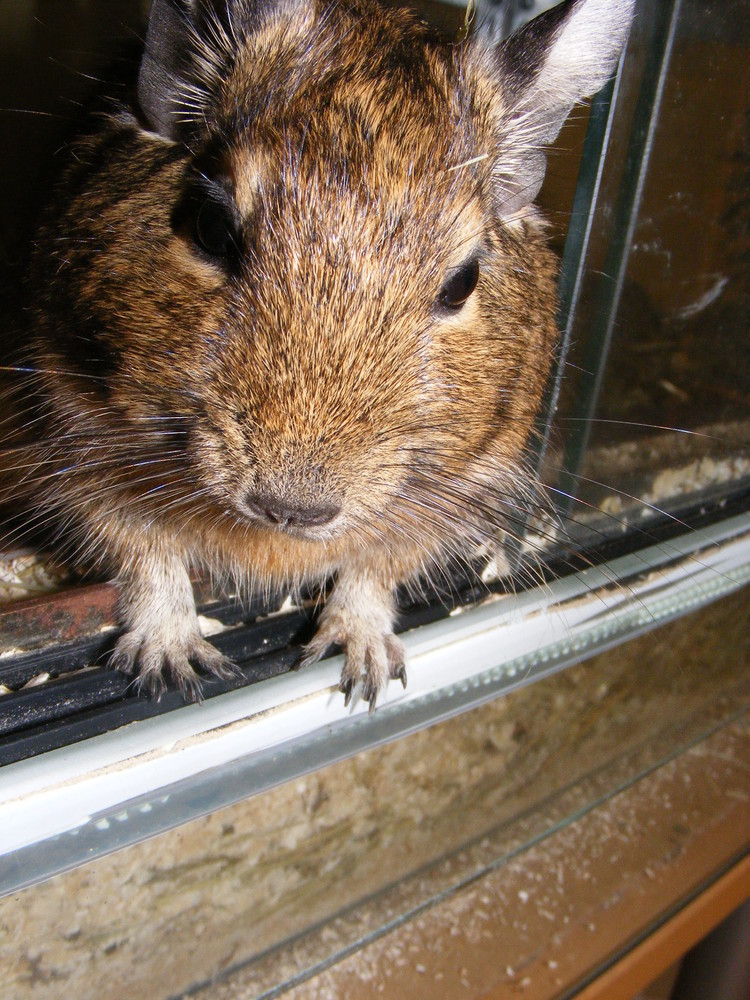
135;668;167;701
301;632;340;668
175;667;205;704
391;662;407;688
362;679;379;712
110;632;142;675
210;655;243;682
339;676;356;707
194;639;241;682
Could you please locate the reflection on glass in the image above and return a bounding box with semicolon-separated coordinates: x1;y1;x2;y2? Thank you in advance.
542;0;750;556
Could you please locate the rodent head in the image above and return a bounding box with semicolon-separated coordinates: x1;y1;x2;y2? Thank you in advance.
30;0;634;572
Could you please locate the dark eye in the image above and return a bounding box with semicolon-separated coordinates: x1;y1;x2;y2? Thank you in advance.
438;258;480;311
195;198;238;258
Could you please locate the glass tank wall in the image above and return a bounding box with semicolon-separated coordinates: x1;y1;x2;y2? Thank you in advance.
538;0;750;558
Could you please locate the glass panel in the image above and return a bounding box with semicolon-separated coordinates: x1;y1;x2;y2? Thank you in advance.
540;0;750;559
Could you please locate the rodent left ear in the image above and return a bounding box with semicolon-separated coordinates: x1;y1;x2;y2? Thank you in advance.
473;0;635;218
137;0;195;139
137;0;294;140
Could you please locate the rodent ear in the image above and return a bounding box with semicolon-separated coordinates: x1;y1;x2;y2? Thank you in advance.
138;0;195;139
481;0;635;218
137;0;284;139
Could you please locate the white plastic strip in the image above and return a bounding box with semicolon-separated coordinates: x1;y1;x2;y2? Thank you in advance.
0;512;748;896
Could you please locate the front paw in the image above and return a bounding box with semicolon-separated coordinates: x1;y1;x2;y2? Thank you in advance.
302;612;407;712
111;629;239;702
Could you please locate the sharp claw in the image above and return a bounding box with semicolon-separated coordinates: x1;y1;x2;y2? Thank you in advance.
110;651;135;675
136;672;166;702
363;682;378;712
212;655;243;682
179;674;205;704
340;677;355;707
394;663;407;689
110;635;142;676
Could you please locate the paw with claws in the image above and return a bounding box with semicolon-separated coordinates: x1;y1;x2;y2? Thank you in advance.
302;571;406;711
111;628;239;702
112;554;240;702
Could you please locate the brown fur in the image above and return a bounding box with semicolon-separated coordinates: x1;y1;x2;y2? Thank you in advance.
4;0;631;705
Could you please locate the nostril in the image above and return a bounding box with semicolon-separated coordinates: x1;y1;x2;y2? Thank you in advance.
245;493;340;529
261;504;285;526
300;502;341;527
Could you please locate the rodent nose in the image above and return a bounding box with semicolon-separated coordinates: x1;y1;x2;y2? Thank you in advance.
245;492;341;529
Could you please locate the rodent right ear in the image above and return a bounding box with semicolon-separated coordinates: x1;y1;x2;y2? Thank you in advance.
473;0;635;219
